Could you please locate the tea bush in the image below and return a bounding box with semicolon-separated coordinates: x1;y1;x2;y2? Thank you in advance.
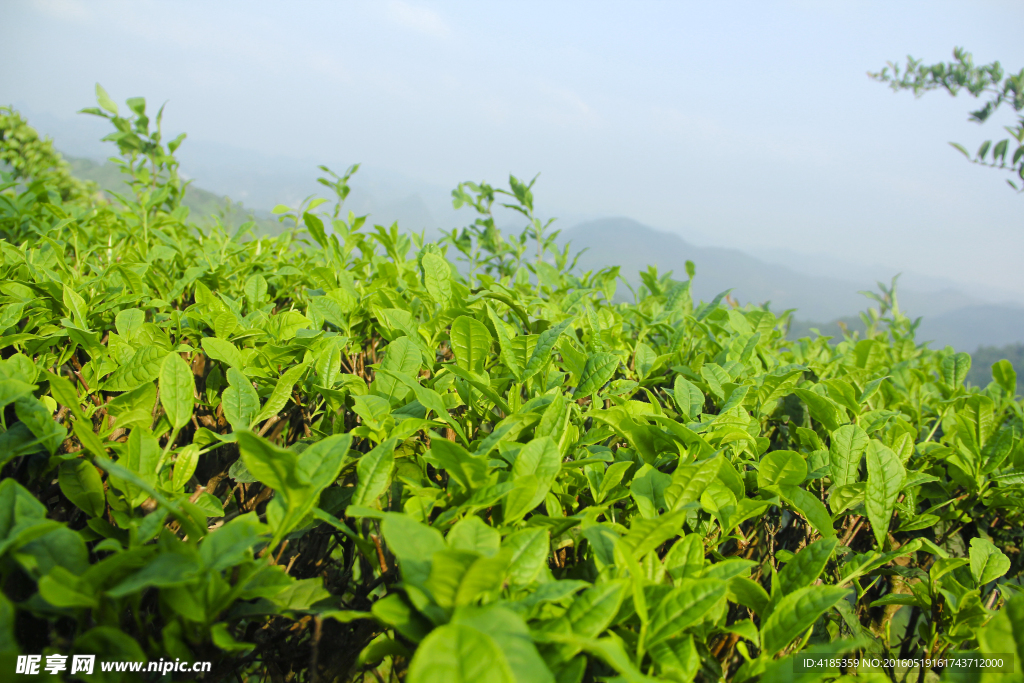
1;88;1024;682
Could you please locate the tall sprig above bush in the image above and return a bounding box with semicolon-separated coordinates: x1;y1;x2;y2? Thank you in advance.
870;47;1024;192
80;83;189;236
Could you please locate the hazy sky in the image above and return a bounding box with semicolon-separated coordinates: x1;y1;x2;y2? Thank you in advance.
2;0;1023;296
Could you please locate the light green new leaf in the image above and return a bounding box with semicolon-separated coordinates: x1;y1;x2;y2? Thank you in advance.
937;356;970;387
407;623;514;683
792;388;844;432
199;513;268;571
647;579;727;646
237;431;352;547
865;441;905;547
776;538;838;596
252;362;308;426
244;274;268;310
14;396;64;455
71;419;107;458
567;581;628;638
95;83;118;113
104;346;167;392
58;459;105;517
422;252;454;307
450;605;554;683
447;516;501;557
114;308;145;339
213;311;237;339
38;567;98;609
572;353;620;399
159;352;194;431
941;352;972;387
172;444;201;491
314;343;343;388
664;534;705;581
522;318;575;380
634;342;657;380
351;438;397;508
503;528;550;585
829;424;868;488
0;378;35;412
507;436;561;518
780;486;836;539
700;364;729;400
970;537;1011;585
450;316;492;376
381;514;446;588
757;450;806;489
993;359;1017;394
761;585;850;655
236;432;299;494
377;368;470;445
374;337;421;404
223;368;259;432
62;285;89;330
629;464;671;518
624;511;688;560
431;438;488;491
201;337;243;370
665;456;722;510
44;372;82;420
486;305;522;380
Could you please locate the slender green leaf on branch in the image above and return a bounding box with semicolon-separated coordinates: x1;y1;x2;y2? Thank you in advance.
159;352;194;431
865;440;905;547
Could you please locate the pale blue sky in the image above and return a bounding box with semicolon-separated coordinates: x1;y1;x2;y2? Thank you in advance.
2;0;1023;296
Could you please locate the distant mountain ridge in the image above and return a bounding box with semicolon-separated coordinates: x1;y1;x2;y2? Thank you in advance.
560;217;1024;351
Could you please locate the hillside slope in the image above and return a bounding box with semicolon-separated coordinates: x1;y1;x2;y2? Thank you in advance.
561;217;1024;351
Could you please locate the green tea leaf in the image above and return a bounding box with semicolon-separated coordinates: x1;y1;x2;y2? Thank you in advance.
572;353;620;399
776;538;838;596
14;395;64;455
566;581;627;638
970;537;1011;585
765;587;850;657
374;337;421;404
252;362;308;425
486;305;522;380
223;368;259;431
758;450;806;489
780;486;836;539
647;579;727;646
829;424;868;488
503;528;550;585
172;444;201;491
159;352;194;431
522;318;574;381
942;352;972;387
104;346;167;392
381;514;446;588
407;623;514;683
58;459;105;517
447;516;500;557
993;359;1017;394
351;438;397;508
422;252;454;307
450;316;492;376
865;441;905;548
201;337;243;370
672;376;704;420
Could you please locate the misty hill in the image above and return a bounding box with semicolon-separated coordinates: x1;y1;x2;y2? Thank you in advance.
561;218;1024;351
65;156;282;236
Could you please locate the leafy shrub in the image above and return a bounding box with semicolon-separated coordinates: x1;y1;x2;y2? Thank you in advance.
2;88;1024;682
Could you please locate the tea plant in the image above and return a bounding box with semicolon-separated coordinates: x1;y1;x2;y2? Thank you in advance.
1;87;1024;682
